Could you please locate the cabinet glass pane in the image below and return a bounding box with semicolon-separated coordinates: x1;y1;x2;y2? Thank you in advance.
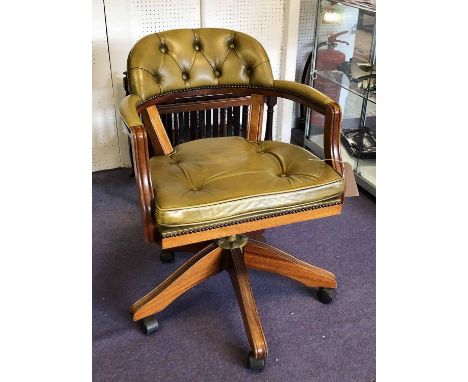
305;0;376;193
313;1;376;100
355;99;376;188
306;85;366;172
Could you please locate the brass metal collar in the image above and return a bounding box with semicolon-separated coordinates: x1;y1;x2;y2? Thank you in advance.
215;234;248;249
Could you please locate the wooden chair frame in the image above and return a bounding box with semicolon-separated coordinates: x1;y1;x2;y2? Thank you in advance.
124;86;343;246
123;84;344;370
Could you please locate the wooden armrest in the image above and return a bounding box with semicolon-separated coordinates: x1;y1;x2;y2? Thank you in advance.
273;80;335;110
119;94;144;129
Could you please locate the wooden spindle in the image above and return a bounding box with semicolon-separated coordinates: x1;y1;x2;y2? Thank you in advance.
233;106;240;136
166;113;175;144
221;108;227;136
213;108;219;137
183;111;190;143
190;111;197;140
227;107;233;136
241;105;249;138
198;110;205;138
173;113;179;145
206;109;212;137
265;96;277;141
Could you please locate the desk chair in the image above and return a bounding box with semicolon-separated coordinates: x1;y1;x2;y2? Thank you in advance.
119;28;345;371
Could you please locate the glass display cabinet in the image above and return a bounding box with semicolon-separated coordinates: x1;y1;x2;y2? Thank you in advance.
304;0;376;195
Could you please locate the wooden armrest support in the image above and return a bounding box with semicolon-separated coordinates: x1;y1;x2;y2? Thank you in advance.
143;105;174;155
128;125;157;242
323;102;343;175
246;94;265;142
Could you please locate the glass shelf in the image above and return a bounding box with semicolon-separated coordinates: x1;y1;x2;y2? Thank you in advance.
316;70;376;103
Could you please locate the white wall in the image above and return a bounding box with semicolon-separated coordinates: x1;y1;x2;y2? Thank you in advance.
92;0;301;171
277;0;300;144
92;0;122;171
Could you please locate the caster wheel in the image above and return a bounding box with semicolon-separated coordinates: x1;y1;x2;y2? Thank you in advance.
248;354;265;371
317;287;336;304
140;316;159;335
160;250;174;263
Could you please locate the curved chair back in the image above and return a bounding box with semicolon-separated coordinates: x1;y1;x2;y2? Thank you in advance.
127;28;274;101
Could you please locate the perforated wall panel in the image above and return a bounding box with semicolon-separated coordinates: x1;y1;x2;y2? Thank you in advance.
101;0;202;172
296;0;317;83
92;0;122;171
201;0;286;138
128;0;200;39
201;0;285;79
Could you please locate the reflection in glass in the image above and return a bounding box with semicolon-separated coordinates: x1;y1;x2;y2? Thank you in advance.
305;0;376;191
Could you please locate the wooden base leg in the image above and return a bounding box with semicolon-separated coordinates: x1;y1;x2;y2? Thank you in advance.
243;239;337;288
130;243;223;321
227;248;268;360
130;234;337;370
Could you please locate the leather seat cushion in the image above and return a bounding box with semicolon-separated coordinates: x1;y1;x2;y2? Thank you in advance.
150;136;344;233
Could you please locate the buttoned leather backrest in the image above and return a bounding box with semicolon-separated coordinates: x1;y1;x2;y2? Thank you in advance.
127;28;274;101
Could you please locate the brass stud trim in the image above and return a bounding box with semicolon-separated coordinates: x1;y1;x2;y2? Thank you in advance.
159;43;168;54
136;83;326;112
160;201;342;238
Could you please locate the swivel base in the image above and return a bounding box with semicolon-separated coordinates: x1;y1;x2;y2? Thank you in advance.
130;235;337;370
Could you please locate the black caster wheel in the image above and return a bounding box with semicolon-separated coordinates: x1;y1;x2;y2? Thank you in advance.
317;287;336;304
140;316;159;335
248;354;265;371
160;250;174;263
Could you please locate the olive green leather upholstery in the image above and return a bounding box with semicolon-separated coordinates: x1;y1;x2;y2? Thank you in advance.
127;28;273;101
119;94;143;128
150;137;344;236
272;80;335;109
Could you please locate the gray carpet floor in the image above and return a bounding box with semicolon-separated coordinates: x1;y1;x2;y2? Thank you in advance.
93;168;375;381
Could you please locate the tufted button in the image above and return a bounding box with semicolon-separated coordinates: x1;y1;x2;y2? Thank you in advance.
182;71;190;81
228;40;235;49
280;173;287;177
194;43;200;51
245;67;252;75
214;69;221;78
191;187;199;191
159;43;168;53
153;73;160;83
